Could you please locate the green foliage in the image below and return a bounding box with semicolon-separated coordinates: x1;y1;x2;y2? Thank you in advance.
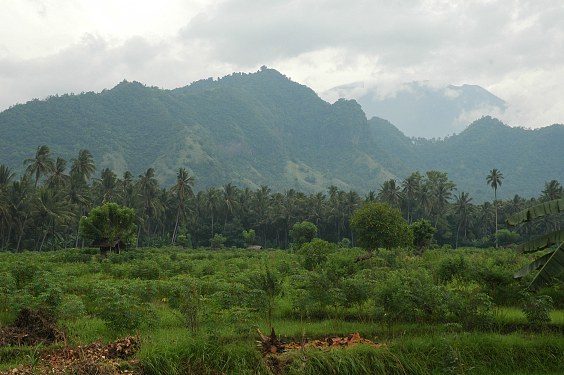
289;221;318;248
495;229;520;246
56;294;86;320
209;233;227;249
246;265;283;329
410;219;436;254
242;229;256;247
299;238;335;271
521;292;553;325
79;202;136;248
350;202;413;252
506;198;564;290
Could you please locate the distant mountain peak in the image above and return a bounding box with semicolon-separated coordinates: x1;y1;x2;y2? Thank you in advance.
323;81;507;139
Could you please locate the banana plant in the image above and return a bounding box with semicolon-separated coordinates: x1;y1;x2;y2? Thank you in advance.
506;199;564;291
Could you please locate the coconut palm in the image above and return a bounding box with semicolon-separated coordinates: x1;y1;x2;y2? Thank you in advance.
24;145;55;187
453;192;474;248
70;149;96;185
171;168;195;244
377;179;403;208
46;157;70;189
486;168;504;247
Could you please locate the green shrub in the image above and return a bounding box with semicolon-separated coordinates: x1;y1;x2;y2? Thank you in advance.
56;294;86;320
209;234;227;249
521;292;553;325
299;238;336;271
130;260;161;280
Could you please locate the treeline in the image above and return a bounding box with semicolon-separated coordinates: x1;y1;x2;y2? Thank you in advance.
0;145;562;251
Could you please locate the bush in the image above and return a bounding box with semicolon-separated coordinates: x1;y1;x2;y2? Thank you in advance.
56;295;86;320
289;221;317;248
521;292;553;325
209;234;227;249
299;239;335;271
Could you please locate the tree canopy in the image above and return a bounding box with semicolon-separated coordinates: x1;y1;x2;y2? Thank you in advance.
79;202;136;252
350;202;413;253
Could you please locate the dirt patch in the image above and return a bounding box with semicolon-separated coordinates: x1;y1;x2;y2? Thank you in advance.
0;336;140;375
257;329;383;354
0;309;65;347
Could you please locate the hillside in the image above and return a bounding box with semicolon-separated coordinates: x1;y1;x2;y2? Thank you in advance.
0;68;562;200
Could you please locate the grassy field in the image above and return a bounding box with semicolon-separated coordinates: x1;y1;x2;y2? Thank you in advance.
0;246;563;374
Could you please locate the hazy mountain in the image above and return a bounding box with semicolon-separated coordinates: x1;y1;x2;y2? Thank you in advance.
0;68;561;201
324;81;507;138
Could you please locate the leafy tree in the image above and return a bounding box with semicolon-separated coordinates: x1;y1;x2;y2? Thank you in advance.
487;168;504;247
79;202;136;253
289;221;317;248
209;233;227;249
506;198;564;290
350;201;413;256
242;229;256;247
411;219;436;255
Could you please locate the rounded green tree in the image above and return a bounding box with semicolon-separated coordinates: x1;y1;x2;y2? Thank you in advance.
79;202;136;254
350;201;412;256
289;221;318;248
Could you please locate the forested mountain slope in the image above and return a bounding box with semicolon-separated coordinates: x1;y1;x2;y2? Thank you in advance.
0;67;562;200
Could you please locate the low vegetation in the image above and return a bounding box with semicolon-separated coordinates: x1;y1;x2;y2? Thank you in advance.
0;244;562;374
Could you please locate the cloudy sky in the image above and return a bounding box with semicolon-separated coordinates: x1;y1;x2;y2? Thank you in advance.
1;0;563;131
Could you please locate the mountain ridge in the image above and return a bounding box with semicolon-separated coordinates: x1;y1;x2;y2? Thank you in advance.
0;68;562;201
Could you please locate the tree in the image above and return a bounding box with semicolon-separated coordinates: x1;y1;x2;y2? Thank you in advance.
486;168;504;247
350;201;413;256
411;219;436;255
79;202;136;254
506;198;564;291
70;149;96;184
171;168;194;244
289;221;317;248
24;145;55;187
453;192;474;248
378;179;403;208
242;229;256;247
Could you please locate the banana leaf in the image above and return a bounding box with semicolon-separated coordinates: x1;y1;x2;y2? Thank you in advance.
514;243;564;291
515;228;564;253
506;199;564;226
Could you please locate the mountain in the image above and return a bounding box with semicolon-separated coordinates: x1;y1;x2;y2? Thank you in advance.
0;68;562;201
324;81;507;138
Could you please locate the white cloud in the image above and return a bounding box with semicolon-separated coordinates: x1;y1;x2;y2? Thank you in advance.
0;0;563;132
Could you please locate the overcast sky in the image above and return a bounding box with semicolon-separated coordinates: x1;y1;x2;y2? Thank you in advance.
1;0;563;130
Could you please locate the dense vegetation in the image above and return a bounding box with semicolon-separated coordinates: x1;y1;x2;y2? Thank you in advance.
0;146;562;251
0;245;563;374
0;67;562;200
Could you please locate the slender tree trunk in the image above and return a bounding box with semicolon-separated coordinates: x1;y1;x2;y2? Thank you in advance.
494;189;498;248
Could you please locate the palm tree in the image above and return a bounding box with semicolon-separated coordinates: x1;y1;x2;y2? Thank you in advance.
0;165;15;188
222;183;239;226
486;168;504;247
252;185;272;246
402;172;421;223
541;180;562;201
33;188;74;251
171;168;195;244
24;145;55;187
203;187;221;237
377;179;403;208
46;157;70;189
70;149;96;185
453;192;473;248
